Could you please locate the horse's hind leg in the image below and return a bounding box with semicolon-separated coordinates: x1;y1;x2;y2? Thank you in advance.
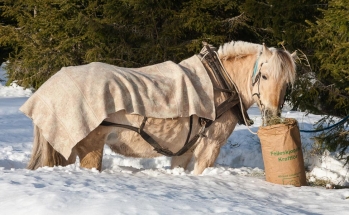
74;126;106;171
28;125;76;169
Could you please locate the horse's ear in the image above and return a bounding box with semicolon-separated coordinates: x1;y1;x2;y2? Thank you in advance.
291;50;297;60
262;43;272;58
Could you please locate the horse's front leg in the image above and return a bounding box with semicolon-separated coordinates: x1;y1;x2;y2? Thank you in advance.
171;149;194;170
192;138;222;175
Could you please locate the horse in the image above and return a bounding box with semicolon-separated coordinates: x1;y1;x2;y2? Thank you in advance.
26;41;296;175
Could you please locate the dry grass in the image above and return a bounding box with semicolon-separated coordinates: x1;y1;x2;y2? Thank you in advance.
306;176;331;187
263;116;299;127
264;116;286;126
306;175;349;189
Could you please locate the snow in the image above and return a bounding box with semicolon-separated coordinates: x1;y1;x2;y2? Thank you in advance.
1;65;349;214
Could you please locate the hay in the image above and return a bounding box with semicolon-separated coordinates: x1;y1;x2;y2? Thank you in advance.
264;116;287;126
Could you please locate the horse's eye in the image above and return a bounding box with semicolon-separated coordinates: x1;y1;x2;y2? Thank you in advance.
262;75;267;80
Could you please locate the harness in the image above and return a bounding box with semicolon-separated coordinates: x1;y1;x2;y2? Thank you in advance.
100;116;207;156
251;52;265;118
199;43;253;127
100;43;252;157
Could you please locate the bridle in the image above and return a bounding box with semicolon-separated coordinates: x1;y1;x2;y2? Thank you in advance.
251;53;267;120
251;53;288;122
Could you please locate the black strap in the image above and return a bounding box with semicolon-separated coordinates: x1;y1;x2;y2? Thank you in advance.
184;115;193;145
213;86;234;93
200;44;253;126
100;115;201;157
203;43;235;91
215;97;240;119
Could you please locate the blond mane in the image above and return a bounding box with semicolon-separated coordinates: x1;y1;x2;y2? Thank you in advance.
218;41;261;58
218;41;296;85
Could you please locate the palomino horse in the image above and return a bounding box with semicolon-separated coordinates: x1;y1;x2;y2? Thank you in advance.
27;41;296;175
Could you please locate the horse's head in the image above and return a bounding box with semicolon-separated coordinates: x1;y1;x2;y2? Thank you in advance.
251;44;296;122
218;41;296;124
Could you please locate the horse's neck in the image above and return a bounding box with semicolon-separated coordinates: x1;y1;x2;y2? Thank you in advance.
220;55;255;109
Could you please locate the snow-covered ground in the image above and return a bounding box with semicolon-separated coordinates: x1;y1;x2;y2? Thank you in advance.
1;64;348;214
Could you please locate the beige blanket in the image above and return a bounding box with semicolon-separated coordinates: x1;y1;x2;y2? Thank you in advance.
20;55;215;159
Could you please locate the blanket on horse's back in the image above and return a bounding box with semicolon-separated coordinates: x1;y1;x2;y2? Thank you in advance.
20;55;215;159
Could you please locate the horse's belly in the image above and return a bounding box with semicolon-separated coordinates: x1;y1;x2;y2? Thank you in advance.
106;131;160;158
104;113;198;158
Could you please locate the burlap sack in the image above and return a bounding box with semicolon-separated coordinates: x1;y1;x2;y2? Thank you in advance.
257;118;307;186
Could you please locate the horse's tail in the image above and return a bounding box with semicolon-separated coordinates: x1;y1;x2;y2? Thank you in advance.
27;125;67;170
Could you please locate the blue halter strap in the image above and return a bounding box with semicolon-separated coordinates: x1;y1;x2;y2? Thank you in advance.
252;56;260;83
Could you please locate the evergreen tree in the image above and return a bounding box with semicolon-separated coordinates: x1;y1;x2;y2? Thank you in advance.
308;0;349;112
0;0;259;88
0;0;114;87
241;0;326;50
176;0;257;49
291;0;349;164
101;0;186;66
0;0;15;65
102;0;258;64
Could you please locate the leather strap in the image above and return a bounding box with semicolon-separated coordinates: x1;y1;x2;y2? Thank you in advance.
101;115;202;157
199;44;252;126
